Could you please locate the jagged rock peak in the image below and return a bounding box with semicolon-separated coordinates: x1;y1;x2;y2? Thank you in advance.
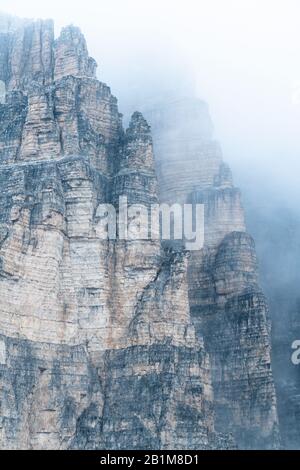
0;17;55;90
58;24;85;40
126;111;152;140
214;162;233;188
0;15;121;166
118;112;156;175
0;16;98;90
0;12;54;34
54;24;97;81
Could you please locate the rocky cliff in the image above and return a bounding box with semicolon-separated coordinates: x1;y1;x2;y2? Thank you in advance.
0;16;279;449
144;98;279;449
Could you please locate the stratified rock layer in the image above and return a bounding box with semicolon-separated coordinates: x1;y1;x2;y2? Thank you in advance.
0;15;278;449
144;98;279;449
0;16;223;450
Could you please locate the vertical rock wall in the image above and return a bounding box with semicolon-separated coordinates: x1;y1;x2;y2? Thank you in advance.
144;98;279;449
0;15;279;449
0;16;224;450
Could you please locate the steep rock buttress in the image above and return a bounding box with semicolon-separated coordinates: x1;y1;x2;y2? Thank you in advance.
0;16;229;450
143;97;279;449
0;16;279;449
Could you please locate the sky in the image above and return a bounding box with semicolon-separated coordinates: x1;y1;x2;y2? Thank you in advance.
1;0;300;208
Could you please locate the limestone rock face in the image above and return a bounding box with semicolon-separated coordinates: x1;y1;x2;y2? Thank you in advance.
144;99;280;449
0;17;224;450
0;16;278;450
0;18;54;90
54;26;97;82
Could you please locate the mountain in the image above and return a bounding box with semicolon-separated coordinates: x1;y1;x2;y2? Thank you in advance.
0;16;279;449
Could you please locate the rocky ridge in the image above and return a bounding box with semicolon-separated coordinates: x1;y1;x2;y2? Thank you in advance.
0;16;279;449
144;98;279;448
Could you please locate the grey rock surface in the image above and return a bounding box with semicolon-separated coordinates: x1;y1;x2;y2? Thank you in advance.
0;16;279;449
144;99;280;449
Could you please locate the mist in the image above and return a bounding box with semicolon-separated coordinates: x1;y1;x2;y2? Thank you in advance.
1;8;299;294
1;0;300;446
1;0;300;207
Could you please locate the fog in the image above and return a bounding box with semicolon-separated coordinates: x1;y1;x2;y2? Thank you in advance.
1;0;300;447
1;6;299;271
2;0;300;208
